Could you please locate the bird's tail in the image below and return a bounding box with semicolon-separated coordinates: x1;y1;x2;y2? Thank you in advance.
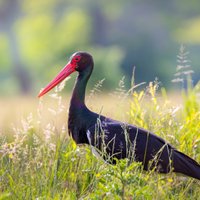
173;149;200;180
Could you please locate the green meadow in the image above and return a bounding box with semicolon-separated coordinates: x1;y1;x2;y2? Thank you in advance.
1;76;200;200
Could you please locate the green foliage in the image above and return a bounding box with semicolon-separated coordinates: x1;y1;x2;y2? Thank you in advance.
15;8;93;78
90;46;124;89
0;34;11;70
129;78;200;157
175;17;200;44
1;1;200;94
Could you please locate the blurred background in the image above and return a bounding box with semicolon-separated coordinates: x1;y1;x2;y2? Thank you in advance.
1;0;200;97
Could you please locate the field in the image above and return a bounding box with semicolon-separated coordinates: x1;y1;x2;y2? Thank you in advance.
0;80;200;200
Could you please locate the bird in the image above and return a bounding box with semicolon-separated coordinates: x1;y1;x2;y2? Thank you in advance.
38;51;200;180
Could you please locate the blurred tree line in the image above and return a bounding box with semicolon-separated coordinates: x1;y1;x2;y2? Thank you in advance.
0;0;200;95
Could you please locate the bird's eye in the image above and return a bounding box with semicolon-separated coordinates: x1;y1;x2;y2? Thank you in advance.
74;56;81;62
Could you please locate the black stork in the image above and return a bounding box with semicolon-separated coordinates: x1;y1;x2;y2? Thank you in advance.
38;51;200;180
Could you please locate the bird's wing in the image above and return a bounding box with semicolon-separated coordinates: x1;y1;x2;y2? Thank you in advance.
87;118;174;172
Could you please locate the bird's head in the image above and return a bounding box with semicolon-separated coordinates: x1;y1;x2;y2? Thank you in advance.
38;51;93;97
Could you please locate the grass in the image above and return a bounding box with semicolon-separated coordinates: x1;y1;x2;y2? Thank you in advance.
1;47;200;199
0;80;200;199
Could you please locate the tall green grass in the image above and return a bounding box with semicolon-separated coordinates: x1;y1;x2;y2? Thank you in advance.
1;47;200;199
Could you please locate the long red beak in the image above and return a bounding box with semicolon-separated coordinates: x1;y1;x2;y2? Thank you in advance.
38;62;75;97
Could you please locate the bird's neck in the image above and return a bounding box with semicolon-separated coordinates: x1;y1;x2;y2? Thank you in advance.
70;70;91;110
